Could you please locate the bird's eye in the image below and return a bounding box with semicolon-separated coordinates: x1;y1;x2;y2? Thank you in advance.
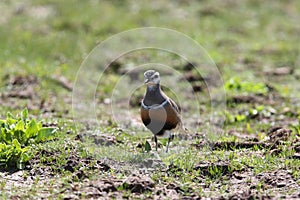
154;75;158;78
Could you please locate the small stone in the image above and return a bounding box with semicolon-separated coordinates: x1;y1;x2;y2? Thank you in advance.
103;98;111;104
277;182;286;188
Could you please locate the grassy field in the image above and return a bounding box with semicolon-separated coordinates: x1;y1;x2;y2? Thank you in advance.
1;0;300;199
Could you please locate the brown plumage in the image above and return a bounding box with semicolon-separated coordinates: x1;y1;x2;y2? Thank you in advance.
140;70;183;152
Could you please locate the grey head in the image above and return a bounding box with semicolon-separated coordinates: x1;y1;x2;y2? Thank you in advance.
144;70;160;86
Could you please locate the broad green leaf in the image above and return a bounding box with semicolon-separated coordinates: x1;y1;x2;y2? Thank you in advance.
6;118;17;127
25;120;38;139
36;128;57;142
0;143;7;151
3;130;12;144
14;130;26;145
6;112;14;120
144;140;151;152
18;149;32;169
0;128;2;142
12;139;21;152
22;109;28;122
20;149;32;162
15;120;25;131
37;121;43;129
0;119;6;126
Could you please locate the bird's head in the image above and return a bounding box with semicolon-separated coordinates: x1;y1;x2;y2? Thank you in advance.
144;70;160;86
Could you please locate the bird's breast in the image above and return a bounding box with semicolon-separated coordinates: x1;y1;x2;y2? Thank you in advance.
140;102;180;134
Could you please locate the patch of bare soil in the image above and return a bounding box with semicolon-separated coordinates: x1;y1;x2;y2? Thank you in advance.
188;126;300;198
75;132;120;146
226;169;300;199
0;146;111;199
0;74;71;116
165;159;298;198
29;149;110;177
193;160;235;177
62;174;185;199
228;94;265;104
264;66;294;76
194;127;300;157
2;74;38;99
49;75;73;91
227;93;285;106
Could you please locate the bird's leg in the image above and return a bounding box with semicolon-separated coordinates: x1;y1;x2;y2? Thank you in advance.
166;134;174;153
166;137;171;153
154;135;158;151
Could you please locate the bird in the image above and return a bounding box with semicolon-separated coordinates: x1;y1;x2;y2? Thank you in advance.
140;70;185;152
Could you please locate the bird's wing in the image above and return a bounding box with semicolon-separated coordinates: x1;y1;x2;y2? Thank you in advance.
160;91;181;115
160;91;188;132
167;97;181;114
167;97;189;133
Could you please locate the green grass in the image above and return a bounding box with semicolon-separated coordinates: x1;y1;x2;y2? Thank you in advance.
1;0;300;198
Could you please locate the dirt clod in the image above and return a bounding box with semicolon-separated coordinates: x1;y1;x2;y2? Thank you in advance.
122;175;155;193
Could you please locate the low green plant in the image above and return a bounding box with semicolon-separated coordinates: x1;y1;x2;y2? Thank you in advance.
144;141;151;152
225;105;276;124
225;77;269;94
290;123;300;135
0;109;57;169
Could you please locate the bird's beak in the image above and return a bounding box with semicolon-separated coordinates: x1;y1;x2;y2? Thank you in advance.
144;78;150;84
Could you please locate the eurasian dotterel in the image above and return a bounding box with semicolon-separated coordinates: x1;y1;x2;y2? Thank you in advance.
140;70;186;152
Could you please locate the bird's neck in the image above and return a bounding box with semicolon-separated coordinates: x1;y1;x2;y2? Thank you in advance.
146;84;161;93
144;84;165;105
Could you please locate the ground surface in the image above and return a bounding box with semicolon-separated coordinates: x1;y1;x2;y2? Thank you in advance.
0;0;300;199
